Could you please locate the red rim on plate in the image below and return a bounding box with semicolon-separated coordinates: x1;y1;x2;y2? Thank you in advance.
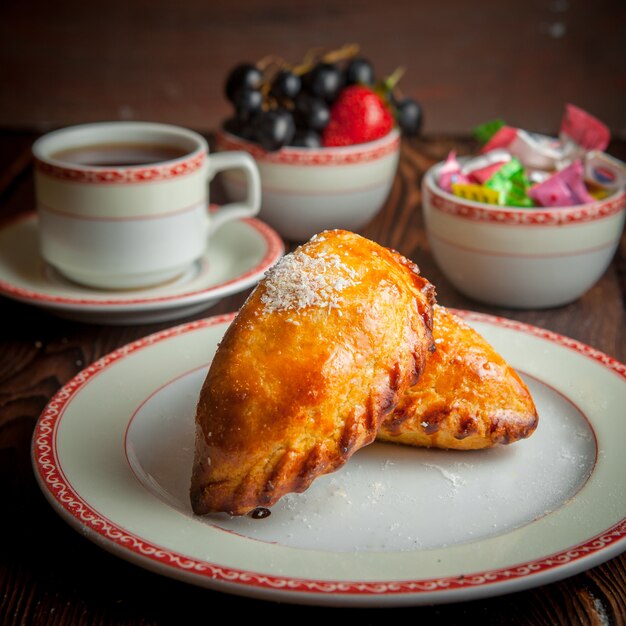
31;311;626;604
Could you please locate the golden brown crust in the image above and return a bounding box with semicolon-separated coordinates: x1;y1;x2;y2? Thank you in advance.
190;229;436;515
377;305;538;450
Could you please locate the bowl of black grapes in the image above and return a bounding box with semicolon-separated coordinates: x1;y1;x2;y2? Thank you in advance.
214;44;424;241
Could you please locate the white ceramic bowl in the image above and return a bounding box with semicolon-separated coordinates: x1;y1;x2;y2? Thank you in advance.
215;127;401;241
422;160;626;308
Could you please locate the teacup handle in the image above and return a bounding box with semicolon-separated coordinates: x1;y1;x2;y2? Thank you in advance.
207;151;261;234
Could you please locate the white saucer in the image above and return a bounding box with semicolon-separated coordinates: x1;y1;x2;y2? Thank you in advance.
0;212;284;324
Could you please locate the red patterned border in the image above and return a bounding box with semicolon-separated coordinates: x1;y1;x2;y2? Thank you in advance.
427;187;626;226
35;152;205;184
454;310;626;379
215;129;400;166
32;312;626;599
0;211;283;308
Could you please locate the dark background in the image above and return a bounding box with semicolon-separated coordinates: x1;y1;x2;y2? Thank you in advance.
1;0;624;138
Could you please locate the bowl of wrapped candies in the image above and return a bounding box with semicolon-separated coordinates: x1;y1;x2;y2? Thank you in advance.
422;105;626;308
215;44;423;241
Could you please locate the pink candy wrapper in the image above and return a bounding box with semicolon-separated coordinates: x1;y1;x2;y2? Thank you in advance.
438;151;470;192
481;126;565;170
446;105;621;208
528;160;595;207
479;126;518;153
560;104;610;152
479;104;610;173
462;149;511;184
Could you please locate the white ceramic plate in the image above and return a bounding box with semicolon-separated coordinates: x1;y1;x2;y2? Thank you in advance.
32;311;626;607
0;212;283;324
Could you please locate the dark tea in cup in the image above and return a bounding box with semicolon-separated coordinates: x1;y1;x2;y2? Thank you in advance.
33;121;261;290
50;143;190;167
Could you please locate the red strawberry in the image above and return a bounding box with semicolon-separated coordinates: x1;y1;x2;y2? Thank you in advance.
322;85;394;147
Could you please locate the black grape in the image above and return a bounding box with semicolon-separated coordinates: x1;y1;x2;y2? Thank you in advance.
302;63;343;102
253;109;296;151
224;63;263;102
395;98;423;135
345;57;375;86
290;129;322;148
294;93;330;131
270;70;302;100
233;89;263;121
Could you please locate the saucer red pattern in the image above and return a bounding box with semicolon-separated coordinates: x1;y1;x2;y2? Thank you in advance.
0;212;283;324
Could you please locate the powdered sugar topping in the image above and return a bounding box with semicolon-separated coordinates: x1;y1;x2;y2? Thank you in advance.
260;247;359;313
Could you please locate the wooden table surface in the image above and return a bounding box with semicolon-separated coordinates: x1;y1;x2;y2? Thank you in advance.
0;130;625;625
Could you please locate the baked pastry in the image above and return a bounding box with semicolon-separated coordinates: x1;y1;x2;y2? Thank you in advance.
378;305;538;449
190;230;436;516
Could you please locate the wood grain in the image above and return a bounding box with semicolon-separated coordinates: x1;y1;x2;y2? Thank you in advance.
0;130;624;625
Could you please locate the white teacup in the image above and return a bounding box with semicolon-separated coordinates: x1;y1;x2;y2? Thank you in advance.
32;121;261;289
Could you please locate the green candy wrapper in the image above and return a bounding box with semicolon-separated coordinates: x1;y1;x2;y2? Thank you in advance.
484;158;535;207
473;119;506;145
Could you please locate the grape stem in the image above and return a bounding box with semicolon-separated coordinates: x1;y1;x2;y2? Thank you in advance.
253;43;370;112
257;55;287;71
321;43;360;64
382;66;406;91
257;44;362;81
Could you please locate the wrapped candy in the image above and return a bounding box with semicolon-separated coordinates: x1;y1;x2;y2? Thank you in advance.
528;160;594;207
584;150;626;191
437;150;470;192
451;183;500;204
560;104;610;152
443;104;623;208
462;149;511;184
484;158;534;207
473;119;506;144
481;126;566;171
